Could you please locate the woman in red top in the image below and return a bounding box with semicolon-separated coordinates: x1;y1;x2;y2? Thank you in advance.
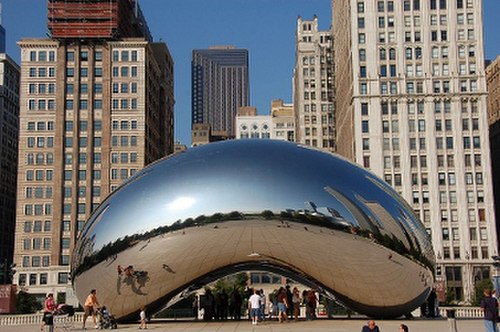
41;293;55;331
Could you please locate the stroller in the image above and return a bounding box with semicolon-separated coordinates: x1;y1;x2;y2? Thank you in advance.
53;304;75;331
97;306;118;329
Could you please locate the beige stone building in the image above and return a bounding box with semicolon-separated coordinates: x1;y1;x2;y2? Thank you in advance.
486;56;500;265
270;99;295;142
333;0;497;302
293;16;335;152
14;36;173;302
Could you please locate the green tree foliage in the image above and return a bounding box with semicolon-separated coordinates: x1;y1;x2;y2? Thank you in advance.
16;291;42;314
473;278;493;306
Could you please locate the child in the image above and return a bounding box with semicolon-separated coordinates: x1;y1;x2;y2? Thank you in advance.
139;306;147;329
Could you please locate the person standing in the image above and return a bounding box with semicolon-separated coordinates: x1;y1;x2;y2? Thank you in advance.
259;289;266;322
139;306;147;329
362;320;381;332
277;287;289;323
82;289;100;329
480;288;499;332
248;289;261;325
292;287;301;320
41;293;55;331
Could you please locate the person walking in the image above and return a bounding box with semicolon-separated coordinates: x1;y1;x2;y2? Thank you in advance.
362;320;381;332
82;289;100;329
480;288;499;332
41;293;55;331
248;289;261;325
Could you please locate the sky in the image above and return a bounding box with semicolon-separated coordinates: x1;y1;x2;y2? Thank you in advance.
3;0;500;146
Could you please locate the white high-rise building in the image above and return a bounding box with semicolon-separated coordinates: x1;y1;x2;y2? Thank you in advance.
293;16;335;152
333;0;497;302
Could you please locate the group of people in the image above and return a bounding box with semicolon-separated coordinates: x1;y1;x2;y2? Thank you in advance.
198;288;243;321
246;286;319;325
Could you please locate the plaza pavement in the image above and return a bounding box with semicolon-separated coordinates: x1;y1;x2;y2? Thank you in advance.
0;318;486;332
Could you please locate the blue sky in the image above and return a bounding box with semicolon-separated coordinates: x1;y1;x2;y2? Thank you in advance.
3;0;500;145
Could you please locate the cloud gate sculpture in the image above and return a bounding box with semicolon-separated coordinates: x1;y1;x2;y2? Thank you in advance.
72;140;434;320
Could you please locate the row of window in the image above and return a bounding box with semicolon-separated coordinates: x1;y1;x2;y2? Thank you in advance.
21;255;70;268
64;186;100;198
25;187;52;199
64;136;102;148
363;133;480;152
18;272;69;286
24;204;52;216
28;67;55;78
361;99;478;117
29;50;56;62
111;152;139;164
22;238;51;251
439;227;489;242
110;168;137;180
412;189;484;205
67;50;102;62
66;67;102;78
440;246;488;261
358;0;473;13
28;83;55;95
303;103;334;113
26;153;53;166
26;170;54;182
365;152;482;170
417;207;485;224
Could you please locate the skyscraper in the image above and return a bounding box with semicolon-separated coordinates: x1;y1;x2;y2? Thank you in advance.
293;16;335;152
333;0;497;302
191;46;249;140
14;0;174;303
0;52;20;284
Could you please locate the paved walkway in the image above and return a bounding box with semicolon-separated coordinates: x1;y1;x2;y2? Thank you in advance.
0;318;486;332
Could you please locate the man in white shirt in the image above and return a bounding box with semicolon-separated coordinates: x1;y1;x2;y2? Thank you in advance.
248;289;261;325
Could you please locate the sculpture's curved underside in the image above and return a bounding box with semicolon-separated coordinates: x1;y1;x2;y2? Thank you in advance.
72;140;434;320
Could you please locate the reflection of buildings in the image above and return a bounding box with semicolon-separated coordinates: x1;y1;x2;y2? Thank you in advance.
333;0;497;302
0;16;20;283
324;186;375;231
191;46;249;140
14;0;174;304
293;16;335;152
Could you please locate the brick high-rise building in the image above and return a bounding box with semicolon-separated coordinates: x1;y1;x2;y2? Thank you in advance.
333;0;497;302
191;46;249;140
14;0;174;303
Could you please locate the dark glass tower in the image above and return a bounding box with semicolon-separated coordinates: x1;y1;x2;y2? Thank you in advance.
192;46;249;139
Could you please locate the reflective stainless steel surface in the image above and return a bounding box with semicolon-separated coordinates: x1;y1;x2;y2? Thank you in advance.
72;140;434;320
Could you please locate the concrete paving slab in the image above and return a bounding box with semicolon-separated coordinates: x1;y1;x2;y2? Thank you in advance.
0;318;486;332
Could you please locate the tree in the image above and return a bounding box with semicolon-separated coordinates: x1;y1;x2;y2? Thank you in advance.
16;291;42;314
473;278;493;306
